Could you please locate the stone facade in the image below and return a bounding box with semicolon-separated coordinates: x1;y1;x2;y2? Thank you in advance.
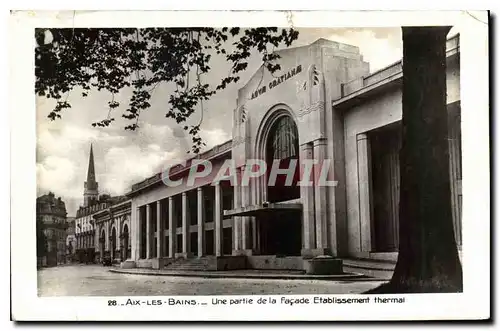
36;192;68;267
92;198;132;263
75;199;105;263
65;216;76;263
124;36;462;271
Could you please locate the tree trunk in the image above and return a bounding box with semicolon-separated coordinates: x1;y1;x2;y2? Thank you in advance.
368;27;463;293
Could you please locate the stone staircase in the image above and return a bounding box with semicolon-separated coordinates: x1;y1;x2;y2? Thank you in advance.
163;256;217;271
342;258;395;280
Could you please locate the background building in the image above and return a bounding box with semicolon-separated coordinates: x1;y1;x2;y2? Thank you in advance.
36;192;68;267
74;144;126;263
93;197;131;263
65;216;75;263
74;144;101;263
75;196;111;263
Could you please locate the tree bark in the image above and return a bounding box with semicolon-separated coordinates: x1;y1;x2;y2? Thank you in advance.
368;27;463;293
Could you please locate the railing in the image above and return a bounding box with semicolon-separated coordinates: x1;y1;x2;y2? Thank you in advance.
363;61;403;87
339;34;460;99
340;61;402;97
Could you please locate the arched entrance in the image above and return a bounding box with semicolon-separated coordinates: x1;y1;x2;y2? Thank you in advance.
122;224;129;260
111;227;117;261
258;113;302;256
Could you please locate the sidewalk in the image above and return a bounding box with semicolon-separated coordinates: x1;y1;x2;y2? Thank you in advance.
110;267;386;281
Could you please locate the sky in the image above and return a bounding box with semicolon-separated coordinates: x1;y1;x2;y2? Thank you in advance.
36;27;407;216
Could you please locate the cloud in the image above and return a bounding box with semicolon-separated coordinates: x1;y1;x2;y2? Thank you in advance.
200;128;231;150
101;145;180;195
326;28;403;72
36;156;78;198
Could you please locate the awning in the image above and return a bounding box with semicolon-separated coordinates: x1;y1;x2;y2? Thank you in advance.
224;201;302;218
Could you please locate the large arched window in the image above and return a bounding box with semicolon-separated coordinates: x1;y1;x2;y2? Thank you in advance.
266;115;300;203
270;116;298;160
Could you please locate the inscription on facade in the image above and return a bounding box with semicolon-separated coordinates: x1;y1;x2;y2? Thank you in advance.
249;64;302;100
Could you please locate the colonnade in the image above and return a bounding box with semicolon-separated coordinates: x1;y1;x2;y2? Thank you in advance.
136;182;232;259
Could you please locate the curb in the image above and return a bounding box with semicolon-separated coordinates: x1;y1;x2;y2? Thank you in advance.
108;269;381;281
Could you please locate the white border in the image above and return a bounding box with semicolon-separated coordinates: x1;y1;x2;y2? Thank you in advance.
10;10;490;321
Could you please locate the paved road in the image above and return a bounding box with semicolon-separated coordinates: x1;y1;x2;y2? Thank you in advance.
38;265;383;296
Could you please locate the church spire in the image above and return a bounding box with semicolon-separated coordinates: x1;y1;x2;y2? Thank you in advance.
86;143;97;187
83;143;99;206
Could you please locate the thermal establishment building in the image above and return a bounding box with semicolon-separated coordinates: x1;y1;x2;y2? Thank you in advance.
91;36;462;273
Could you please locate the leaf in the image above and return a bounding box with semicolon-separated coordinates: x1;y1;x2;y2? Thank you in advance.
35;27;300;152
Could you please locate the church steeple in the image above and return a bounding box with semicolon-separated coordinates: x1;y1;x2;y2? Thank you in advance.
83;143;99;206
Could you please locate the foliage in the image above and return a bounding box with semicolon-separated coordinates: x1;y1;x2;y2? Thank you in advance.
35;28;299;153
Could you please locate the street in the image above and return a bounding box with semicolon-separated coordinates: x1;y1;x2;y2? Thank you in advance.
38;265;383;296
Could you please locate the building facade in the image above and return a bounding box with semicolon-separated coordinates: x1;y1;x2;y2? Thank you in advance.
124;36;462;271
93;198;132;263
75;204;96;263
65;216;76;263
36;192;68;267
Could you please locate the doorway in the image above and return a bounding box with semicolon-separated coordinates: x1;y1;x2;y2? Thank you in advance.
257;210;302;256
371;124;401;252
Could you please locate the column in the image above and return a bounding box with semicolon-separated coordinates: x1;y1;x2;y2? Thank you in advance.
300;143;316;251
357;133;374;252
99;228;104;260
181;192;191;255
251;218;257;252
108;220;114;260
168;197;176;258
156;201;164;259
197;187;205;257
214;182;223;256
133;207;140;260
241;169;251;251
106;221;111;254
116;218;122;261
233;168;242;252
146;204;151;259
250;175;257;253
313;139;328;250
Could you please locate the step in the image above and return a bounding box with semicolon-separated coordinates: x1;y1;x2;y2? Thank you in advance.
342;258;395;280
164;257;216;271
165;266;211;271
168;263;208;267
168;267;209;271
168;264;209;268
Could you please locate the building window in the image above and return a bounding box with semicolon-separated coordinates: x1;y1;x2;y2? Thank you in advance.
269;116;298;160
266;115;300;203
